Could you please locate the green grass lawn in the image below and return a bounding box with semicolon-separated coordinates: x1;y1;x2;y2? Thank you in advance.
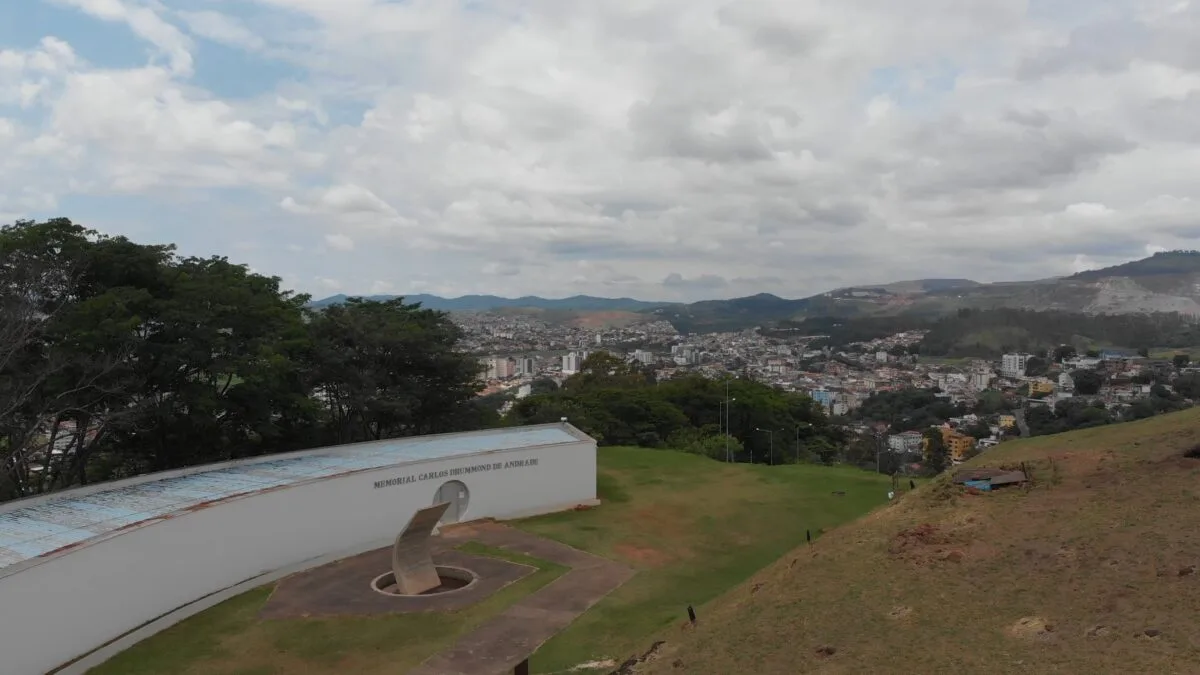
88;544;565;675
1150;346;1200;360
521;448;893;672
87;447;893;675
919;356;975;366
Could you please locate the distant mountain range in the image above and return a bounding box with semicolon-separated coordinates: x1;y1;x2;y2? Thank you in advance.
310;251;1200;333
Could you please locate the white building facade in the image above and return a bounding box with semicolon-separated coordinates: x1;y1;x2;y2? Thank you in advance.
0;424;597;675
1001;353;1032;378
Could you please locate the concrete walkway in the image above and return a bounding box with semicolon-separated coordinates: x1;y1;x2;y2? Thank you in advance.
409;522;635;675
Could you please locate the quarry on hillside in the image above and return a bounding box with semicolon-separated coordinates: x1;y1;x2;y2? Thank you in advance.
636;407;1200;675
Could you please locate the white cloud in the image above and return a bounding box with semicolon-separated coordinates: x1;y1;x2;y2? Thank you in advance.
1071;254;1103;274
282;184;398;218
369;279;395;294
323;233;355;251
4;0;1200;299
52;0;193;75
482;261;519;276
1064;202;1114;217
176;10;265;51
865;95;894;126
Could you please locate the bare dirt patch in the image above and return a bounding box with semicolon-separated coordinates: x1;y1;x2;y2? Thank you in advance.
611;640;666;674
887;606;913;620
570;311;646;329
613;542;672;568
889;524;949;554
887;523;996;566
1008;616;1055;641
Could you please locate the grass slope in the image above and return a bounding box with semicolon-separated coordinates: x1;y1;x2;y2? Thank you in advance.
641;408;1200;675
522;447;892;672
86;448;891;675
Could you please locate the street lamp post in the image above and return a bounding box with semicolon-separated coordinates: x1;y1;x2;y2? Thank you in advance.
755;427;776;465
720;379;729;461
722;378;738;464
794;422;810;464
724;379;731;463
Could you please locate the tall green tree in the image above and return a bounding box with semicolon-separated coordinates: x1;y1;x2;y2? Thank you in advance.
1053;344;1077;362
306;297;483;443
561;351;646;392
113;256;317;474
922;427;948;475
1071;369;1105;395
0;219;157;496
508;371;843;464
1;220;492;502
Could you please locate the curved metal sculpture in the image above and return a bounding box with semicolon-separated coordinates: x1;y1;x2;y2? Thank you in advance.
390;501;451;595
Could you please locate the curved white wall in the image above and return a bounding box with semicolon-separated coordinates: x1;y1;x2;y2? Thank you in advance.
0;441;595;675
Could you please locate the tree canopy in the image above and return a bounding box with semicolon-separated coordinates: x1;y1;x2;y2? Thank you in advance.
922;427;948;474
0;219;484;501
852;388;965;433
506;355;843;465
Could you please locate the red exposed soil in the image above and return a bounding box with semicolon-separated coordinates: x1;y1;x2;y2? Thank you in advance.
888;523;997;566
570;311;645;328
613;542;672;568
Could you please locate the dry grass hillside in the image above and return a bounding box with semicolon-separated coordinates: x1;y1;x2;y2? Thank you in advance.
636;407;1200;674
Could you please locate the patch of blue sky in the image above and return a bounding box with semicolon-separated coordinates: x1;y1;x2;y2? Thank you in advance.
0;2;147;69
54;194;254;260
189;39;305;100
320;100;369;127
56;190;301;259
864;62;959;111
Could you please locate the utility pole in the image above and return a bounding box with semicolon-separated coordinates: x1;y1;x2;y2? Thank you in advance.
874;429;887;475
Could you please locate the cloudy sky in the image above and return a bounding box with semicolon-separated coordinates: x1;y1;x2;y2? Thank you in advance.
1;0;1199;302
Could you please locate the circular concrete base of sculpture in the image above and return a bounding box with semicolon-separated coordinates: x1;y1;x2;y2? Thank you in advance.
259;547;536;618
371;566;479;596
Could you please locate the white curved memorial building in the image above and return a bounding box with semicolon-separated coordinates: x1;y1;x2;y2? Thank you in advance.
0;423;597;674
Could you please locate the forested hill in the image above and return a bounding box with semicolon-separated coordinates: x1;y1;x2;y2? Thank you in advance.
311;250;1200;335
660;252;1200;333
761;308;1200;357
918;308;1200;357
1069;250;1200;280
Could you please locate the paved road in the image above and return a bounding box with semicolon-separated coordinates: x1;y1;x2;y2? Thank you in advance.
1014;407;1031;437
409;522;635;675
